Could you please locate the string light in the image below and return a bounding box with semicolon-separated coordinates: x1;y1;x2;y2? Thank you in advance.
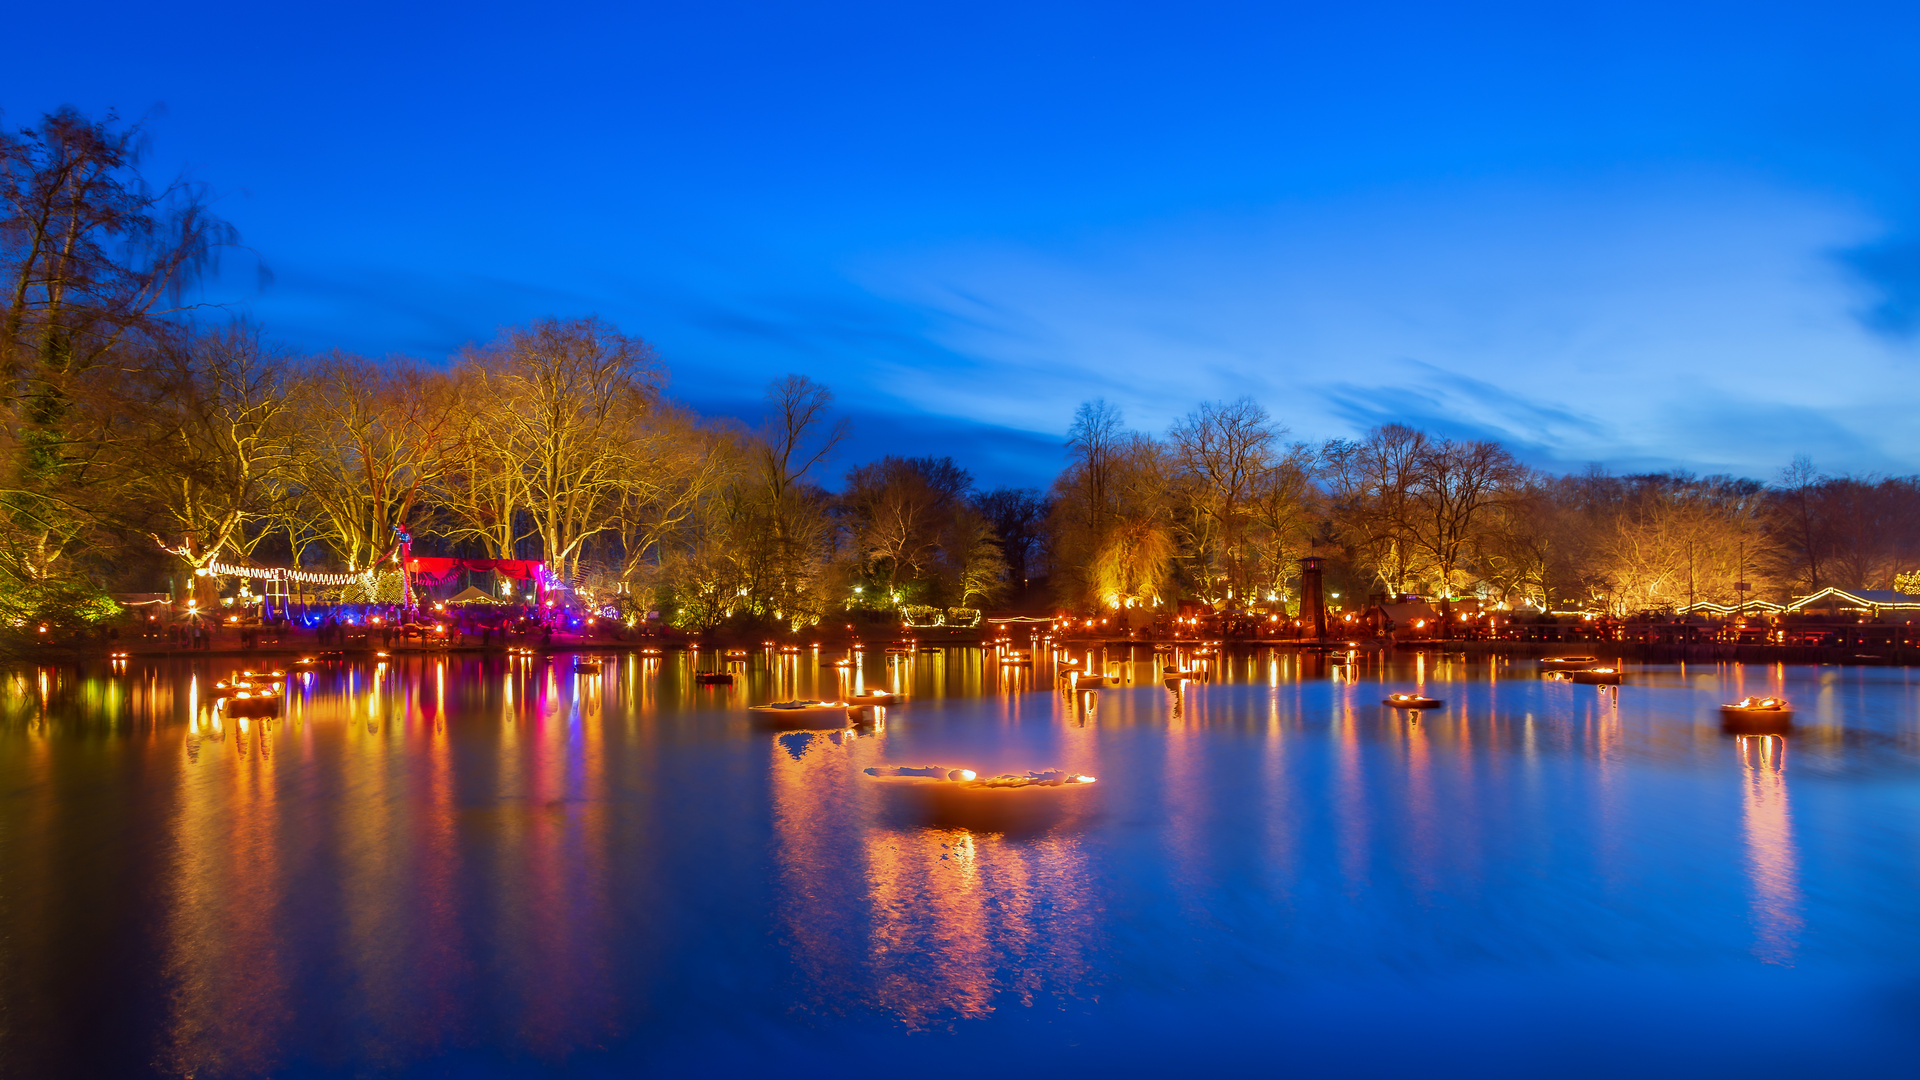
198;559;365;586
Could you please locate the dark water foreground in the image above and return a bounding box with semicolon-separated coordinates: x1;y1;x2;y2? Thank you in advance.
2;650;1917;1078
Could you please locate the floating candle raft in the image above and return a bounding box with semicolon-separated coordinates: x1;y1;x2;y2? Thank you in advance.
749;700;862;729
865;765;1098;831
1384;692;1443;709
1540;656;1601;670
1572;667;1622;685
1721;697;1793;733
218;684;283;717
866;766;1095;788
1061;667;1108;689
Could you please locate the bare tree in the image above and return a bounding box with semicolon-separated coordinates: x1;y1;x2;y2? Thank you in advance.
1320;424;1430;596
614;406;741;588
758;374;848;508
974;487;1050;592
750;374;847;621
127;324;293;605
1247;445;1319;604
840;455;978;603
1064;398;1126;538
1169;396;1281;606
1;107;247;381
454;317;663;584
285;353;459;570
0;107;253;612
1406;437;1523;624
438;367;524;559
1771;456;1826;593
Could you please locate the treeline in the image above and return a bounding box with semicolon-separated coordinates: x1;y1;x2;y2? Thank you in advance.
1051;402;1920;615
0;108;1035;634
1;303;1042;629
5;106;1917;639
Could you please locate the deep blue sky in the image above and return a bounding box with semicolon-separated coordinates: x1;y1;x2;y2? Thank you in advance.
8;1;1918;488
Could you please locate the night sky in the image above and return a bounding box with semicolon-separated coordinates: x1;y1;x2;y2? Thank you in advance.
8;1;1917;487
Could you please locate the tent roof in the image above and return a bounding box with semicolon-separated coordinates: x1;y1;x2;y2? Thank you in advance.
445;585;501;604
1376;601;1439;623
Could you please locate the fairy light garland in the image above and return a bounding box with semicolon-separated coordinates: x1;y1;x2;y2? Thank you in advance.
197;559;369;586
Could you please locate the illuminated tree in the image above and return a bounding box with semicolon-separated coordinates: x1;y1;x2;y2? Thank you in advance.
285;353;459;570
1090;517;1175;609
1320;424;1430;596
126;324;294;606
0;107;253;614
1050;402;1177;609
613;407;741;589
745;374;846;624
841;456;971;597
453;317;663;584
1405;436;1523;621
1246;445;1319;605
1169;396;1284;607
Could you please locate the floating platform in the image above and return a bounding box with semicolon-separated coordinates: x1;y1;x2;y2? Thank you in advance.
1384;693;1443;710
1721;698;1793;733
865;766;1098;832
220;691;283;718
749;701;854;730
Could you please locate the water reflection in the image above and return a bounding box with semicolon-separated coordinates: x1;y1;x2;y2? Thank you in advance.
767;715;1097;1028
1736;734;1802;966
3;651;1918;1076
863;825;1094;1027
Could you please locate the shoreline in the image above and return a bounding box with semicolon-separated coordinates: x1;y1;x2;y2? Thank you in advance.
15;634;1917;667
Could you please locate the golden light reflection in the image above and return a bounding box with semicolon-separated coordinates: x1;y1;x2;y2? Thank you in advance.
768;716;1097;1028
1398;707;1439;896
22;645;1863;1063
1334;705;1370;891
161;674;290;1076
861;825;1092;1027
770;728;877;1004
1737;734;1802;966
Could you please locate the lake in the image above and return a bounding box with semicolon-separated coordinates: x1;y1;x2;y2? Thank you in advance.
2;648;1917;1077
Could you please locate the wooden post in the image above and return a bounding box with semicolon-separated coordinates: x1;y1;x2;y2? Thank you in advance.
1300;556;1329;641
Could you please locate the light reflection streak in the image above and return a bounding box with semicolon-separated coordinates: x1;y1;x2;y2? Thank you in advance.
861;825;1093;1026
768;711;1098;1028
1737;734;1802;966
1334;705;1370;891
161;677;290;1076
1400;709;1439;896
9;647;1864;1069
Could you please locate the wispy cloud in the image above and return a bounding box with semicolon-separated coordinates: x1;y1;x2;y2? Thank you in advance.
1838;235;1920;339
1320;358;1612;463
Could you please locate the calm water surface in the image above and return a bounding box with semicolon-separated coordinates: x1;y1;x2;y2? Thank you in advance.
2;649;1918;1077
